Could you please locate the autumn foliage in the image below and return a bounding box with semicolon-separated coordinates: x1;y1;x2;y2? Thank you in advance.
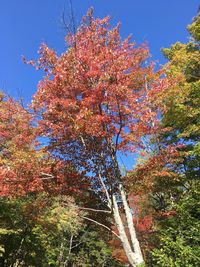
0;93;86;196
31;11;169;158
1;8;198;267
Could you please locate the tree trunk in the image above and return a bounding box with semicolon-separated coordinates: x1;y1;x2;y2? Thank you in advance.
81;136;144;266
112;195;138;266
119;184;144;265
112;190;144;266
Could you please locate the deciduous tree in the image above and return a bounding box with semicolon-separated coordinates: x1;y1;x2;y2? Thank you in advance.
31;9;169;266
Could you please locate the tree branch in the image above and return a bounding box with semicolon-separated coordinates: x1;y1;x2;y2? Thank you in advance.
82;216;120;239
98;173;112;208
76;206;111;213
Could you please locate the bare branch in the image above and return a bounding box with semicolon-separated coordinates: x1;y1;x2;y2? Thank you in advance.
40;172;55;178
80;135;86;148
98;173;112;208
76;206;111;213
62;203;111;213
39;172;56;180
61;0;77;38
115;98;123;149
79;134;112;208
82;216;120;239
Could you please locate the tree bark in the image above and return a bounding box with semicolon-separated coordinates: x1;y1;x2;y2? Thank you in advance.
112;195;138;267
119;184;144;266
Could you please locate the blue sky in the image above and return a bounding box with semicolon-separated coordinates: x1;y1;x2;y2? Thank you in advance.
0;0;198;169
0;1;199;102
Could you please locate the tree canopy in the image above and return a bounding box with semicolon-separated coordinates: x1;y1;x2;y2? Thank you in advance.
0;9;199;267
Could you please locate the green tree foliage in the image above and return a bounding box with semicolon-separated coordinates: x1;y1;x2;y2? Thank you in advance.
0;194;123;266
149;12;200;267
160;12;200;176
0;92;123;266
151;180;200;267
0;194;80;266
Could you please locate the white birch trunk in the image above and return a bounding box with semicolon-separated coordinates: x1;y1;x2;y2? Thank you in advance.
119;184;144;266
112;195;137;266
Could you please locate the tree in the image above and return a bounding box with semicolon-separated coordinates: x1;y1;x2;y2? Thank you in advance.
0;92;123;266
0;194;81;266
129;12;200;266
0;92;87;197
0;193;124;267
151;179;200;267
30;9;169;266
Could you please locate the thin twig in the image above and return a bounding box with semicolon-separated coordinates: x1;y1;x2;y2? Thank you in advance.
62;203;111;213
79;135;112;208
82;216;120;239
76;206;111;213
98;173;112;208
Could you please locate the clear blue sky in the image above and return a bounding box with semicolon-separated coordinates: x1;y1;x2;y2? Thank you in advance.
0;0;199;102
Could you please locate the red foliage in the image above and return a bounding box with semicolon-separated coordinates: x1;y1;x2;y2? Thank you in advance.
159;210;177;217
128;193;154;234
126;144;184;195
30;12;170;156
0;94;87;197
24;13;174;264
